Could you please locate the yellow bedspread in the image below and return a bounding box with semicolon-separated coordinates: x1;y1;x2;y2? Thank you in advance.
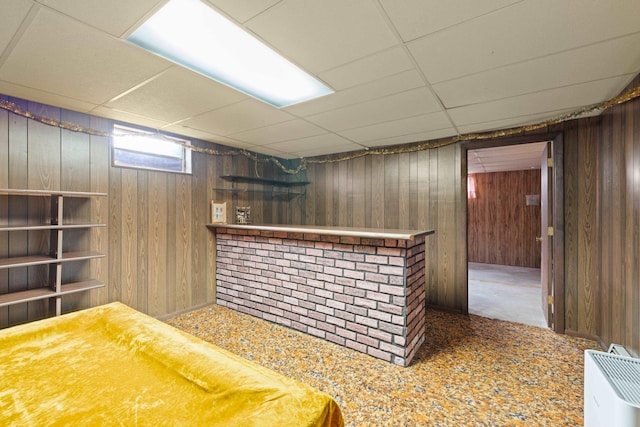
0;302;343;426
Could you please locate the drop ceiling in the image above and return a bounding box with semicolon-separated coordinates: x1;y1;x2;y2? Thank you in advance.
1;0;639;160
468;142;548;174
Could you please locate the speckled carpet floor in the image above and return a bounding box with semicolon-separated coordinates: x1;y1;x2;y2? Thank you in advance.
167;305;598;427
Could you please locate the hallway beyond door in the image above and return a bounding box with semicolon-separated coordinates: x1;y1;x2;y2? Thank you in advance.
468;262;547;328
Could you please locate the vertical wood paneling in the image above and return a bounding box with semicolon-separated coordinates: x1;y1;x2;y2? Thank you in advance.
467;170;541;268
408;152;418;230
108;165;122;304
437;145;456;308
8;99;29;325
338;160;348;226
398;153;410;230
175;174;192;311
384;155;399;229
147;171;167;316
623;103;636;352
564;122;579;331
304;164;316;225
599;112;613;345
352;157;365;227
427;149;439;305
136;170;148;314
27;104;60;320
206;155;217;302
0;103;8;325
191;152;208;306
89;116;109;309
371;156;384;228
165;174;177;314
120;168;138;308
577;120;598;336
60;109;91;313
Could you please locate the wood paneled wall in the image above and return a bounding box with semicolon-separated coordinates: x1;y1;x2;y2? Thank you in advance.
301;145;468;312
0;95;288;326
468;170;541;268
593;75;640;356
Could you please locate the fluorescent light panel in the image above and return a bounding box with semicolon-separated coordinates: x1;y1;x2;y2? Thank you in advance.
127;0;333;108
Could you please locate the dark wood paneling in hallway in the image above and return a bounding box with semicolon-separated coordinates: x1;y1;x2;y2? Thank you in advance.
467;170;541;268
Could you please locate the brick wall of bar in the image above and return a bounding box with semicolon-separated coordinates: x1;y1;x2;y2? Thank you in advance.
215;228;427;366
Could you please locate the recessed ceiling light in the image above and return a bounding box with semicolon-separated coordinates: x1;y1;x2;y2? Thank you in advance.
127;0;333;108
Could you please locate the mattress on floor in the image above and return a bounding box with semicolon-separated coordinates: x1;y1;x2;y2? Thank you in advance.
0;302;343;427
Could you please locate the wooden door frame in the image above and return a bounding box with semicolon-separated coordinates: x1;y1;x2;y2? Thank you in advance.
462;132;565;333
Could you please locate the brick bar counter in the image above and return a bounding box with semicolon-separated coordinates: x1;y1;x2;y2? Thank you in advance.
207;224;434;366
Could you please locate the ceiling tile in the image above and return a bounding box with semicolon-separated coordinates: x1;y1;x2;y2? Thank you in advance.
433;32;640;108
362;128;457;148
0;0;32;57
456;108;585;134
179;98;295;136
245;0;398;73
204;0;280;23
38;0;163;37
90;105;169;130
0;8;171;105
448;76;633;127
106;66;248;123
409;0;640;84
468;142;547;174
318;47;415;91
0;79;98;113
291;142;364;159
264;133;358;156
379;0;520;42
228;119;327;145
338;111;452;143
285;70;426;117
159;125;254;149
306;87;442;132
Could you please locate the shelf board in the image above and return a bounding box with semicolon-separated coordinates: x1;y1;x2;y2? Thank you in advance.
220;175;309;187
213;187;303;200
0;189;107;197
0;251;104;269
0;223;107;232
0;280;105;308
0;287;55;307
59;279;105;296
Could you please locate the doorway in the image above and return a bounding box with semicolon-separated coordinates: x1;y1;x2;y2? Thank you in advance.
464;136;564;331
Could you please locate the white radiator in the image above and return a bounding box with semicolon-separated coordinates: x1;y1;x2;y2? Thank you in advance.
584;350;640;426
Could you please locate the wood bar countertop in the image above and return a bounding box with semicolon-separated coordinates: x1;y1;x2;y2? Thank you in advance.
207;223;434;241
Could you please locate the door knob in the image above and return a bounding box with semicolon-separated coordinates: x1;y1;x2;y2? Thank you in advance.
536;236;543;242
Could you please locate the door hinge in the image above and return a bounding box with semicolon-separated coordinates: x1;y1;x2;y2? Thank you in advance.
547;226;554;236
548;295;554;305
547;158;554;167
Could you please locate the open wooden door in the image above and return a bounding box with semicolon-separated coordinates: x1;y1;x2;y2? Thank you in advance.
540;142;553;328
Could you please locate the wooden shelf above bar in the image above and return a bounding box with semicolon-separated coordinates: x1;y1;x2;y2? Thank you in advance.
0;189;107;197
212;188;304;200
220;175;309;187
0;251;105;270
0;223;107;232
0;280;105;308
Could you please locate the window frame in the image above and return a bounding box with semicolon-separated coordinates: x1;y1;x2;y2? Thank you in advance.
111;123;192;175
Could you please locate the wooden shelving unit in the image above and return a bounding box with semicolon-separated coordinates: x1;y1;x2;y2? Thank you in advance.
0;189;107;318
215;175;309;200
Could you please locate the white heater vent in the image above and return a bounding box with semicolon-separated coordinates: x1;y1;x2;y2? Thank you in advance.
591;352;640;405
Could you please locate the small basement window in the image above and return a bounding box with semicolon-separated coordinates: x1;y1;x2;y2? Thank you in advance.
112;124;192;174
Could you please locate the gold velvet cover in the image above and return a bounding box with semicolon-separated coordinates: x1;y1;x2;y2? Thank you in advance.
0;302;343;426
